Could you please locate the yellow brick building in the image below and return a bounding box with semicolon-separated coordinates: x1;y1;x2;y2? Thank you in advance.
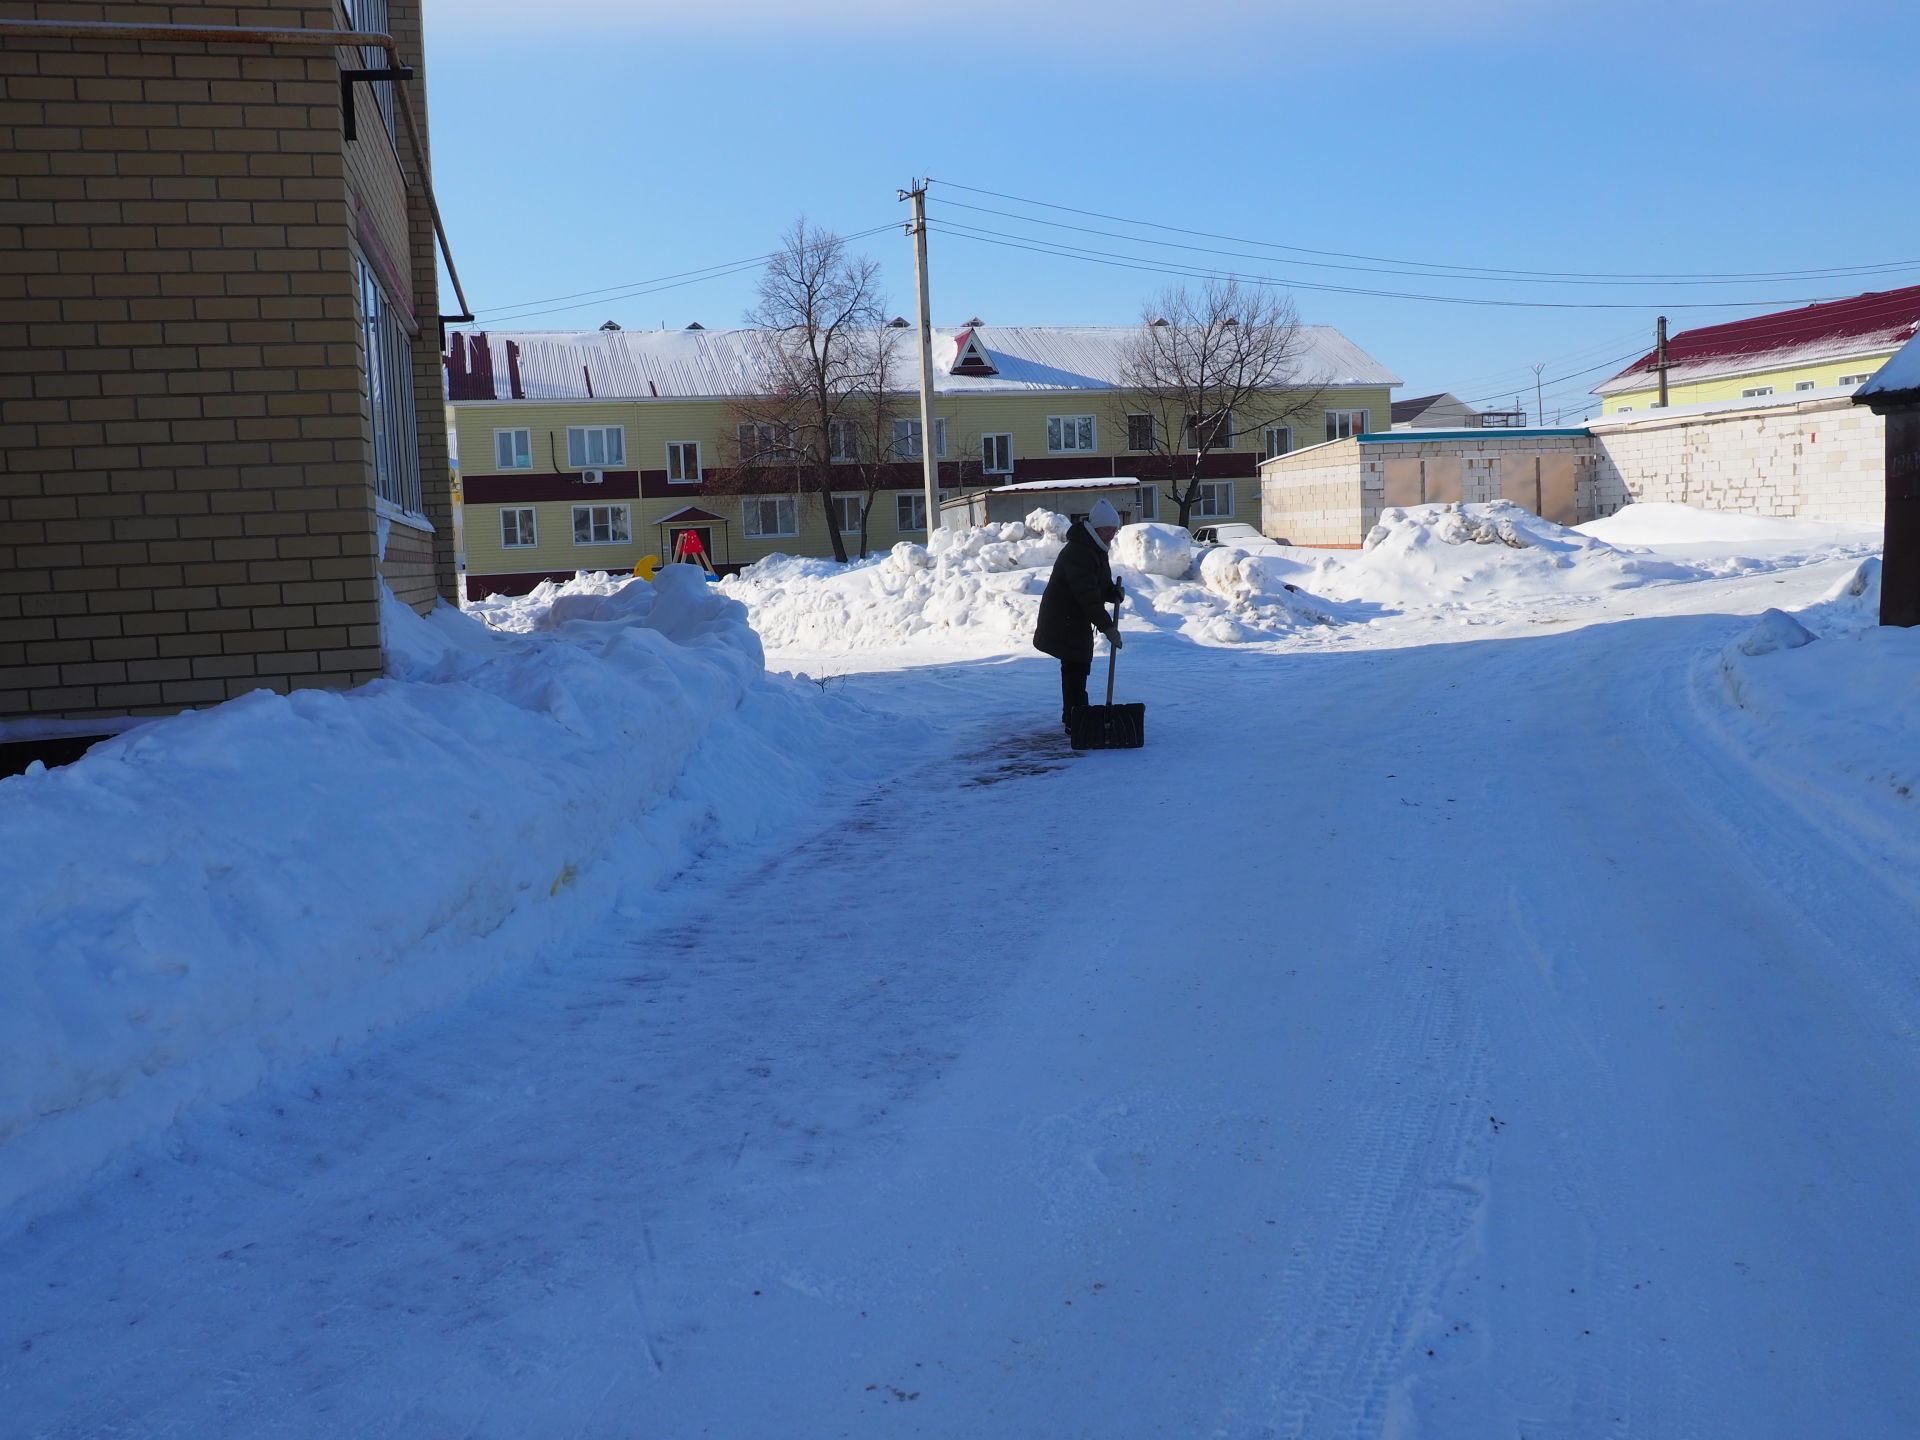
447;324;1398;596
1;1;461;726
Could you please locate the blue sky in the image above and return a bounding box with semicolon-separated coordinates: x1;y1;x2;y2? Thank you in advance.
423;0;1917;420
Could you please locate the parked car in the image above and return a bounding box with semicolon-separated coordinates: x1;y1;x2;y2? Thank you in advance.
1191;522;1268;547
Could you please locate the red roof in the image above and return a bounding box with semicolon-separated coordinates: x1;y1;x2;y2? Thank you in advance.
1599;284;1920;392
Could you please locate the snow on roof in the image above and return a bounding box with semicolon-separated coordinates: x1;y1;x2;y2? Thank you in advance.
1855;330;1920;402
1594;285;1920;396
446;325;1400;402
986;477;1143;494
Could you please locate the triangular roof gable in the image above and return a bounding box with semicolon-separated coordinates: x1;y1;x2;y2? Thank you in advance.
657;505;725;524
948;328;998;376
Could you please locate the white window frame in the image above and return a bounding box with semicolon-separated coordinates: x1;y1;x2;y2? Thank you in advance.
494;427;531;470
737;421;793;464
500;506;537;548
830;492;865;534
1838;373;1873;386
1192;481;1233;519
571;503;631;545
896;491;928;533
1134;486;1158;521
1794;381;1817;392
354;253;422;516
1125;413;1156;452
665;440;700;484
829;420;863;464
1185;410;1233;451
1263;425;1293;460
566;425;625;468
1047;415;1097;453
1741;386;1774;398
891;416;947;460
1325;409;1368;442
742;494;799;539
981;432;1013;474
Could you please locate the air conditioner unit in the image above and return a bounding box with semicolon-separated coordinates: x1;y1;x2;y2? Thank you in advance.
579;468;604;484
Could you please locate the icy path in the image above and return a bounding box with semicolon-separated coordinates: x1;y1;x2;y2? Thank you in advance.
5;565;1918;1439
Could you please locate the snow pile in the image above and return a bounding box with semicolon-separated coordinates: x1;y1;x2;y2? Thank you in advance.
1579;502;1867;547
1322;501;1697;606
463;569;635;632
1111;522;1193;578
719;510;1336;652
0;568;887;1223
1712;560;1919;881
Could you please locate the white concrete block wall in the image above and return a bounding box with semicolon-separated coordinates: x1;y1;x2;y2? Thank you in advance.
1590;398;1883;525
1260;439;1369;545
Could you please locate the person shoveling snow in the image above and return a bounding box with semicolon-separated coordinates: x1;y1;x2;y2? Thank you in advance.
1033;499;1126;734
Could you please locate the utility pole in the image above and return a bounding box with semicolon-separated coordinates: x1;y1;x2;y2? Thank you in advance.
1655;315;1670;408
899;179;940;535
1532;363;1546;427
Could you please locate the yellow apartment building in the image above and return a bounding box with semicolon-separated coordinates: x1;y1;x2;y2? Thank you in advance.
1;1;461;730
1596;285;1920;415
446;324;1399;596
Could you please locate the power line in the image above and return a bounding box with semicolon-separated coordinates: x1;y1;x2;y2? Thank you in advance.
472;223;900;326
931;178;1920;284
928;220;1851;311
1460;351;1649;405
930;196;1920;290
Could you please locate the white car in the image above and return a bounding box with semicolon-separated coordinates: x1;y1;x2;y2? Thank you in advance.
1191;522;1268;547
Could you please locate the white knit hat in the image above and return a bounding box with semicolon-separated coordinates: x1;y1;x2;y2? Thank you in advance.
1088;499;1122;530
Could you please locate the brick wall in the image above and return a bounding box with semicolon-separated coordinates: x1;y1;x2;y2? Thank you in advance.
0;1;451;720
1589;396;1884;526
1258;439;1370;546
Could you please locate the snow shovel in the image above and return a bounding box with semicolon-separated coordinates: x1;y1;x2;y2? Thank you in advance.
1069;598;1144;750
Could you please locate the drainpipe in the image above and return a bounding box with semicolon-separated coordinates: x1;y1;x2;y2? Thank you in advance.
0;18;473;327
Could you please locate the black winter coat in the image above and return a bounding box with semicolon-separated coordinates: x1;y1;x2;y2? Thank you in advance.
1033;521;1121;664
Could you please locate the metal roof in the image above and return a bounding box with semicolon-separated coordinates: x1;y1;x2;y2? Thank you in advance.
1855;331;1920;403
986;477;1144;494
446;324;1400;402
1595;285;1920;396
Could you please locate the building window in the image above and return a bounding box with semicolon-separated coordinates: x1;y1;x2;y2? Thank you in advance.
743;495;799;538
500;507;536;548
1193;481;1233;519
1135;486;1158;521
981;433;1013;474
1185;411;1233;450
1618;406;1634;413
666;441;700;483
354;254;422;515
1838;373;1873;386
897;491;928;532
1263;425;1293;459
831;493;864;533
829;420;863;463
1126;414;1155;451
1047;415;1097;453
567;425;625;468
891;416;947;459
494;427;531;470
737;422;793;464
1741;386;1774;398
1325;410;1368;441
345;0;397;141
571;504;631;544
1795;381;1817;392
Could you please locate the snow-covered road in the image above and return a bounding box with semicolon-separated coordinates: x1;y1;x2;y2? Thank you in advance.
5;560;1917;1439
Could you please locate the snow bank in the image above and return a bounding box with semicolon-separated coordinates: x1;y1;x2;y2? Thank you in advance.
463;569;635;632
0;567;886;1224
718;510;1335;652
1579;502;1867;547
1712;561;1920;882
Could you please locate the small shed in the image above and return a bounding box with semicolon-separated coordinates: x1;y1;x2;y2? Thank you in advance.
1259;429;1598;547
655;505;732;568
940;477;1148;529
1852;335;1920;626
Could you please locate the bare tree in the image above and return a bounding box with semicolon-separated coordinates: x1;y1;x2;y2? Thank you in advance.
1113;279;1325;529
709;221;891;564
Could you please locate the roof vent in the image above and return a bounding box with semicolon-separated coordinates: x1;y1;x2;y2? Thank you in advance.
685;321;704;330
965;317;984;327
599;320;622;331
1148;317;1169;326
888;316;910;327
948;327;997;377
